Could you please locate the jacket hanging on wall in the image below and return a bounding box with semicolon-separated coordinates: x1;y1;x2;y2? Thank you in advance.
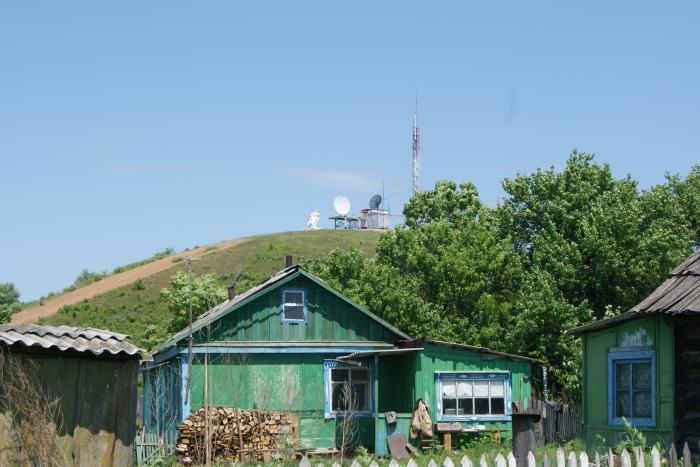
410;399;433;439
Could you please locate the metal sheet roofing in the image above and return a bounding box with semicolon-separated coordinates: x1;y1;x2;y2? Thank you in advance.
569;249;700;335
0;324;146;358
336;347;424;360
406;338;543;363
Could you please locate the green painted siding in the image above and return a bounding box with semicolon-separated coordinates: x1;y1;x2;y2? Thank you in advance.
0;352;138;466
187;352;373;449
582;315;674;449
193;276;400;344
416;344;532;434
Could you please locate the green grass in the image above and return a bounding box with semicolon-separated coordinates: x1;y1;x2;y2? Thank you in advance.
47;230;383;351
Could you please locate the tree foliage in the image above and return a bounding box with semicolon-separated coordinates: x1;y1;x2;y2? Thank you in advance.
305;152;699;399
161;271;228;332
0;283;21;324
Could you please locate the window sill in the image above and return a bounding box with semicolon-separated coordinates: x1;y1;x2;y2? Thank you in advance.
610;417;654;427
438;415;511;423
325;411;374;420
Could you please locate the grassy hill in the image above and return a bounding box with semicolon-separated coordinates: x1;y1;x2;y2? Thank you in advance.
46;230;383;350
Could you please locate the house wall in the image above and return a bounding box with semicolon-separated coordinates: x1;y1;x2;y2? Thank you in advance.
582;315;675;449
0;351;138;467
416;343;533;437
187;352;374;450
373;344;533;456
193;276;401;344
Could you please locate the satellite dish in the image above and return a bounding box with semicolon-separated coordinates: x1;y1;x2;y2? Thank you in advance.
333;195;350;215
369;194;382;209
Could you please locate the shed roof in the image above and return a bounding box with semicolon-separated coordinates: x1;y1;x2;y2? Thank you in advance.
569;249;700;335
405;337;543;364
0;324;146;358
157;265;410;352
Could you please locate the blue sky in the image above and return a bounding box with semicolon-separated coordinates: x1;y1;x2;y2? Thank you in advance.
1;2;699;300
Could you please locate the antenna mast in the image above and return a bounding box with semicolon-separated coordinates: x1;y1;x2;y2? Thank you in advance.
412;97;420;194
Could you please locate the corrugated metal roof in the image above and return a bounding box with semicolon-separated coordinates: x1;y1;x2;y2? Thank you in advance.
569;249;700;335
0;324;146;358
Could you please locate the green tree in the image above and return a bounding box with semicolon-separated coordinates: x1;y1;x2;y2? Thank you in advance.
161;271;228;332
306;152;699;399
0;283;21;324
0;283;20;306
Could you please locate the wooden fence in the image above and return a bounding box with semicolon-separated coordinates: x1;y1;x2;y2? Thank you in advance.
542;403;581;443
296;444;698;467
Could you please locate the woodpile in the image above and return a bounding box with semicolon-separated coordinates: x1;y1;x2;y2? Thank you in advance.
176;407;297;464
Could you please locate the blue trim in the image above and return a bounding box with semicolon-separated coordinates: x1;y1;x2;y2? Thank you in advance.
280;287;308;324
607;350;656;427
180;354;190;420
435;372;512;422
181;346;376;355
323;359;374;419
152;344;181;365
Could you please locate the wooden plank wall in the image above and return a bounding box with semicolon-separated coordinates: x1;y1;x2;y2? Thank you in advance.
542;403;581;443
675;316;700;456
0;352;139;467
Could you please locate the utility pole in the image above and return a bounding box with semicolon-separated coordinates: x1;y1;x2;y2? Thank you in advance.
185;256;193;404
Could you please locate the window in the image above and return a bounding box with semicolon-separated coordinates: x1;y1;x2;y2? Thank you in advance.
608;350;655;426
436;372;510;421
323;360;372;416
281;288;306;323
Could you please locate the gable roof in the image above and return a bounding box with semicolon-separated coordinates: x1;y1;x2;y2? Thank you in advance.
157;265;410;352
569;249;700;335
0;324;146;359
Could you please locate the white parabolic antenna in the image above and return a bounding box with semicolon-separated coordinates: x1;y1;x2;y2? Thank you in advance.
333;195;351;216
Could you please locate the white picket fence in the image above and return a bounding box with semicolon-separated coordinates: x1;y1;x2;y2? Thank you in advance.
297;444;697;467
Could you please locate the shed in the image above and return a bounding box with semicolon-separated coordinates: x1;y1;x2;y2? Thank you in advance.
569;249;700;454
143;263;540;456
0;324;146;466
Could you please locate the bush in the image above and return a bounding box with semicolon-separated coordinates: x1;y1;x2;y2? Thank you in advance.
71;269;107;289
132;279;146;291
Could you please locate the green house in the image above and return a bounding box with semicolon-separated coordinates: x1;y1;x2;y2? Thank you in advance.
569;250;700;454
142;263;539;454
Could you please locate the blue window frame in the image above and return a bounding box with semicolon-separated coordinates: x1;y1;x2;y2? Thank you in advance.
607;350;655;427
435;372;511;422
280;288;307;323
323;359;373;418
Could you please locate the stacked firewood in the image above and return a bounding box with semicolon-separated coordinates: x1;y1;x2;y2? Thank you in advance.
176;407;297;464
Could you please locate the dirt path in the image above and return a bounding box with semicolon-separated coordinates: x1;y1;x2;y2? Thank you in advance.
11;237;250;325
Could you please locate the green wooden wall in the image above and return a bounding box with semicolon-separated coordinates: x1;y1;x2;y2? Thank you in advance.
0;351;138;467
415;343;532;435
582;315;674;449
192;276;400;344
188;352;374;449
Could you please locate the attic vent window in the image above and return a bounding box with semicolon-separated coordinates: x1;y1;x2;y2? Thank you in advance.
281;288;307;323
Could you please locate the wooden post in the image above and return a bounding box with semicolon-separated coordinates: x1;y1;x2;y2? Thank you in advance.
682;443;690;467
556;448;565;467
651;446;661;467
444;432;452;453
512;414;539;467
669;444;678;467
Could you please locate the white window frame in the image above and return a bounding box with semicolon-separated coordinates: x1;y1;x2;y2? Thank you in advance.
280;288;307;323
435;371;511;422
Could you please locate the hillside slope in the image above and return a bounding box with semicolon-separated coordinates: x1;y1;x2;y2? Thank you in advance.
12;238;249;325
44;230;383;350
